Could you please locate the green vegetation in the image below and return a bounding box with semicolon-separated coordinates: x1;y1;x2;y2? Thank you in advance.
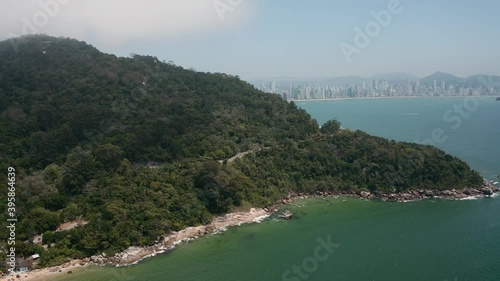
0;35;483;268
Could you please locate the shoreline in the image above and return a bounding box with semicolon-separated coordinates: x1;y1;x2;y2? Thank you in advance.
2;208;270;281
292;95;500;102
268;180;499;209
4;181;499;281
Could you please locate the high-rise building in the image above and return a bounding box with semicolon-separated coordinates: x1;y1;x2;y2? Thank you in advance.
270;81;277;93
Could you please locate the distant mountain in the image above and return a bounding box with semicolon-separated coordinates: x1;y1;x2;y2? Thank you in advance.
250;76;366;87
251;74;420;86
312;76;365;86
465;74;500;88
251;72;500;89
420;72;500;88
251;72;500;88
420;72;465;86
371;72;419;83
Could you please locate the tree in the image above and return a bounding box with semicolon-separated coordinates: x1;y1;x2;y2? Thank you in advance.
94;144;123;171
60;147;97;196
321;119;341;134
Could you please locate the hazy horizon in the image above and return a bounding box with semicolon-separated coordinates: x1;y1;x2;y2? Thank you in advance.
2;0;500;80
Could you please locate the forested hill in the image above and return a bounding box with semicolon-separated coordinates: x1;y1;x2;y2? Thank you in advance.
0;35;317;169
0;35;482;267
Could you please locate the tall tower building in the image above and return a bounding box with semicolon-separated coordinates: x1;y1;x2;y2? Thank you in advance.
270;81;277;93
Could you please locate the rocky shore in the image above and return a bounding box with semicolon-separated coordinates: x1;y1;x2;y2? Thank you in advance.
6;208;269;281
7;180;498;281
267;180;500;210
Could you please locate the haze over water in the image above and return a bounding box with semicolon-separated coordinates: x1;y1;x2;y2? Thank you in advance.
54;97;500;281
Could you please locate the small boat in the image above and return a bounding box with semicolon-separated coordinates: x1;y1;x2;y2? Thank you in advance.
494;182;499;185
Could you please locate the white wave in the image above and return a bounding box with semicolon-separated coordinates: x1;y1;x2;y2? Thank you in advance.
253;215;270;223
459;196;479;201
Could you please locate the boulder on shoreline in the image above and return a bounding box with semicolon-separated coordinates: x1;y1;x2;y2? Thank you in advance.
278;210;294;220
483;188;494;196
28;181;499;276
275;180;498;205
360;191;371;199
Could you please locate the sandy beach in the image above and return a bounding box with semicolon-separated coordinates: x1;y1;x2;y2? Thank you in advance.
1;208;270;281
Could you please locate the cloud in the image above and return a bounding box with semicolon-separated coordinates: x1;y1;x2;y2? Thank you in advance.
1;0;254;46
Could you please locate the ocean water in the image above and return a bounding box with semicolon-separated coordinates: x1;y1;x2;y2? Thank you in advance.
298;97;500;180
53;97;500;281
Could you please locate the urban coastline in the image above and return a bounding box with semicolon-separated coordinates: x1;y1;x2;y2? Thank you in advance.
10;180;499;281
254;74;499;101
292;95;500;102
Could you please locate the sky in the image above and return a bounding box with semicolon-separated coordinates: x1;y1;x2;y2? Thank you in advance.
1;0;499;80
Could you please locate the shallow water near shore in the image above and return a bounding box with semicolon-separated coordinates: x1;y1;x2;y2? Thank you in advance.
52;197;500;281
51;97;500;281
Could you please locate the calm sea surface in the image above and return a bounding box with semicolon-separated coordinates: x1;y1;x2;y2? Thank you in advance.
54;97;500;281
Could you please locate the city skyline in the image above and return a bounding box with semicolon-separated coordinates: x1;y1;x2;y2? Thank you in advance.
254;73;500;101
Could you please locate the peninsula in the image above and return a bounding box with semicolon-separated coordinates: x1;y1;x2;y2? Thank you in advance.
0;35;487;276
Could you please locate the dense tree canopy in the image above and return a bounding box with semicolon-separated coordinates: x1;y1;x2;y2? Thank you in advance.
0;35;483;269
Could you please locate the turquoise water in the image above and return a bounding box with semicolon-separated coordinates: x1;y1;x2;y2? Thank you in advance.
54;98;500;281
299;97;500;180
